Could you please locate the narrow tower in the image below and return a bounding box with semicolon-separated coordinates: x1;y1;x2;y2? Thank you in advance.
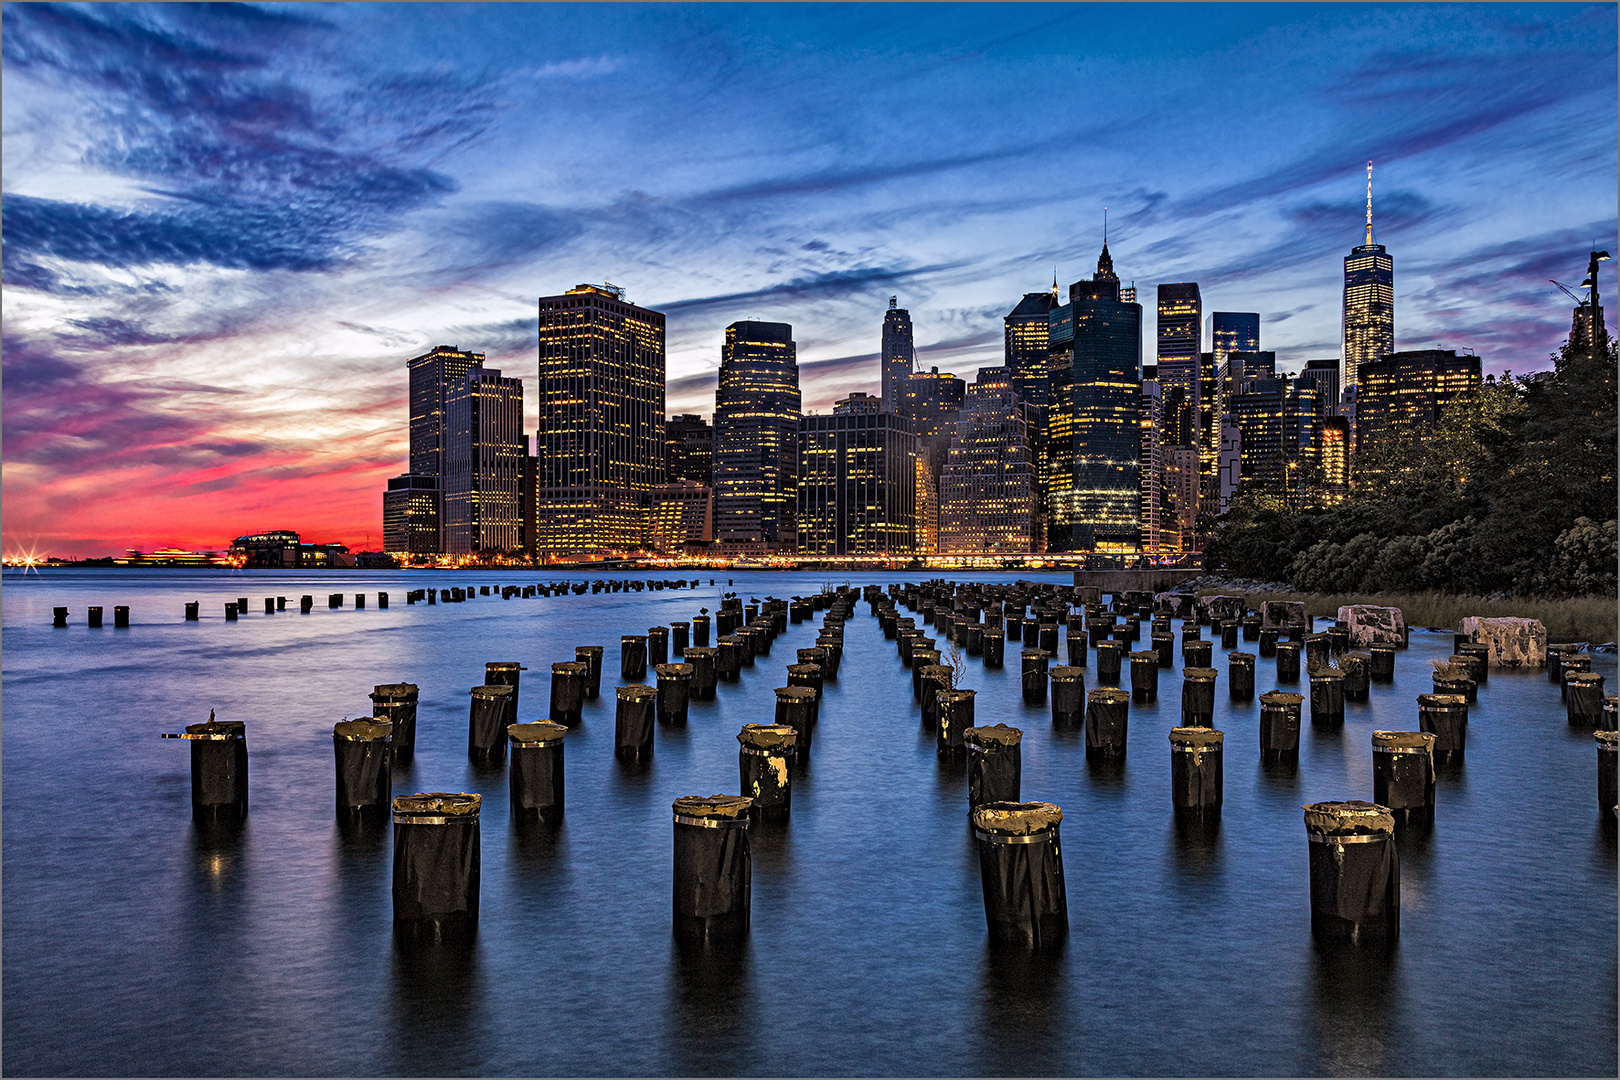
1341;161;1394;391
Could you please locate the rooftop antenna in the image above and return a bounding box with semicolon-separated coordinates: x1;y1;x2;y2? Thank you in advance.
1364;161;1374;247
1052;265;1059;297
1103;206;1108;246
889;295;897;310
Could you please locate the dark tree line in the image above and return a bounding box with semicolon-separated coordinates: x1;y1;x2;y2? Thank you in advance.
1205;334;1618;598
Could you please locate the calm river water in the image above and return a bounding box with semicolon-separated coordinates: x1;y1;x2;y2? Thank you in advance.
3;568;1615;1076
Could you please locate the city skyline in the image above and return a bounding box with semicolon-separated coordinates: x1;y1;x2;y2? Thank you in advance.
3;3;1616;557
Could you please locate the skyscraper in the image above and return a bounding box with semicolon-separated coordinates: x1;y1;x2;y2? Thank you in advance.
796;395;916;556
1355;349;1482;450
383;474;439;557
1342;161;1394;391
904;366;964;554
939;367;1038;554
535;284;666;556
881;297;915;412
714;320;801;551
665;414;714;485
405;343;485;551
1046;242;1143;552
1156;283;1202;368
443;367;527;556
1005;289;1060;407
1209;312;1260;372
1300;358;1342;421
1138;370;1168;553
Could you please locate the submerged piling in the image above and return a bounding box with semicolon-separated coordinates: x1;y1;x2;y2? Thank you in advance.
655;663;694;725
549;662;587;727
971;801;1066;951
1229;652;1255;701
467;685;514;764
370;684;419;767
966;724;1022;808
738;725;796;821
1096;641;1122;685
1129;651;1160;703
1302;801;1398;947
1085;688;1130;759
574;645;604;700
622;635;648;681
392;793;481;940
1371;731;1435;827
1417;693;1468;766
774;685;817;756
1050;666;1086;730
1169;727;1223;821
1259;691;1303;764
1181;668;1218;727
509;722;567;822
333;719;392;819
938;689;976;760
614;686;657;763
163;715;248;821
672;795;753;944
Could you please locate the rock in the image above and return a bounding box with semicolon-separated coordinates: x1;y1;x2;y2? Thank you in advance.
1155;592;1196;619
1460;617;1547;668
1337;605;1406;646
1197;594;1246;623
1260;600;1308;630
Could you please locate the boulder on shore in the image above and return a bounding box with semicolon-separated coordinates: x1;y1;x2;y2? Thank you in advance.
1337;605;1406;647
1261;600;1309;630
1197;594;1247;623
1460;616;1547;668
1155;592;1196;619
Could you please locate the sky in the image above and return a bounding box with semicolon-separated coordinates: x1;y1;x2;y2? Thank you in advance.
2;2;1616;558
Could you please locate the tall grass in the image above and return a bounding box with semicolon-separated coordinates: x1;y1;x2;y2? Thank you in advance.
1194;588;1617;643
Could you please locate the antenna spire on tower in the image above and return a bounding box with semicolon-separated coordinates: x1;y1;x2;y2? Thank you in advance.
1364;161;1374;247
1104;206;1108;246
1052;265;1059;297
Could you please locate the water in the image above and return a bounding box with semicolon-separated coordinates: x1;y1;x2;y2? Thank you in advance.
3;568;1615;1076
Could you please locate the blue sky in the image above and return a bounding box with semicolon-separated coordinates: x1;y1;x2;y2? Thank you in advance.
3;3;1616;554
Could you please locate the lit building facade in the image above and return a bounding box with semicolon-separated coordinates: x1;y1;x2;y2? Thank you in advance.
714;320;801;552
797;401;916;556
1318;416;1350;504
1300;358;1342;421
1209;312;1260;372
648;480;713;554
665;414;714;485
1046;243;1143;552
443;368;527;556
905;366;964;554
535;284;666;556
881;297;915;412
1138;370;1169;553
1355;349;1482;449
939;367;1038;554
405;344;485;551
384;474;440;556
1005;289;1060;408
1342;166;1394;391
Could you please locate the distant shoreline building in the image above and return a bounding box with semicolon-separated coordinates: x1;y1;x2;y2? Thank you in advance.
796;393;916;556
714;320;801;553
880;298;915;412
534;284;666;557
1342;162;1395;392
443;368;526;556
940;366;1037;554
1046;241;1143;552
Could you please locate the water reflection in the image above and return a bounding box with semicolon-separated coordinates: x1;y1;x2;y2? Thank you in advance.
972;946;1068;1074
190;817;246;896
1084;755;1128;787
666;936;754;1074
388;935;484;1074
1258;758;1300;789
1307;939;1398;1075
1170;816;1224;877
